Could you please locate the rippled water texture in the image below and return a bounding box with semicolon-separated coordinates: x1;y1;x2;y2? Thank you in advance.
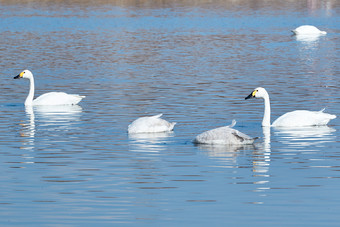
0;0;339;226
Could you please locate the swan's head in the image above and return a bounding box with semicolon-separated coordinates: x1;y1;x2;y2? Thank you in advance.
14;69;33;79
245;87;268;100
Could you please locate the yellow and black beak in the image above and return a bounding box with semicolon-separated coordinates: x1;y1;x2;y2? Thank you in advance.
14;71;24;79
245;90;257;100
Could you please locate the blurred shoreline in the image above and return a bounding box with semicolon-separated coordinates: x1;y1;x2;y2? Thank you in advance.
0;0;338;11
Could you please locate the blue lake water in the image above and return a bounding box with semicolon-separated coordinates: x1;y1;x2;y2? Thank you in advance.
0;0;339;226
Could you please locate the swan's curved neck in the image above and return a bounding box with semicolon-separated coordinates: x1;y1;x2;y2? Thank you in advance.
262;93;271;127
25;76;35;106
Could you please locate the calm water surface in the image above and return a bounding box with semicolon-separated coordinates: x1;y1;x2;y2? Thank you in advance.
0;0;339;226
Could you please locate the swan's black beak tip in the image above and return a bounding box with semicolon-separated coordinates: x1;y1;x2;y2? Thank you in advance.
14;75;20;79
245;93;253;100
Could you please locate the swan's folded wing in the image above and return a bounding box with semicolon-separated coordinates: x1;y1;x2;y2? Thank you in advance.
33;92;84;105
272;110;336;127
194;126;255;145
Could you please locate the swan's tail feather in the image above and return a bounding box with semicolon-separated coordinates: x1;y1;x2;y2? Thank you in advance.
152;114;163;118
228;119;236;128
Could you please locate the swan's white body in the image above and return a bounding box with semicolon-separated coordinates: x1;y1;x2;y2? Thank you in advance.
128;114;176;133
292;25;327;35
29;92;84;106
245;87;336;127
194;120;256;145
14;70;85;106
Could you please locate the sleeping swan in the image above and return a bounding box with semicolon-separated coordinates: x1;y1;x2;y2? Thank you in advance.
128;114;176;133
245;87;336;127
14;70;85;106
292;25;327;35
194;120;256;145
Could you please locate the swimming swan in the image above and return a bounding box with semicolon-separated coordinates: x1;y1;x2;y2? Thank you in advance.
194;120;256;145
245;87;336;127
292;25;327;35
14;70;85;106
128;114;176;133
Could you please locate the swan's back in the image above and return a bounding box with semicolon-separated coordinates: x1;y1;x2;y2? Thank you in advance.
33;92;85;105
194;121;255;145
272;109;336;127
128;114;176;133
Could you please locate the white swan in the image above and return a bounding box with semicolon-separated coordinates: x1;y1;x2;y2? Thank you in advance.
194;120;256;145
245;87;336;127
128;114;176;133
14;69;85;106
292;25;327;35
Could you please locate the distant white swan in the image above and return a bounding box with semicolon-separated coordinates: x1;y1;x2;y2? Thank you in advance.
245;87;336;127
194;120;256;145
292;25;327;35
14;69;85;106
128;114;176;133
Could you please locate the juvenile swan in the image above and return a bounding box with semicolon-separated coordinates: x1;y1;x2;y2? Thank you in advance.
292;25;327;35
128;114;176;133
14;70;85;106
245;87;336;127
194;120;256;145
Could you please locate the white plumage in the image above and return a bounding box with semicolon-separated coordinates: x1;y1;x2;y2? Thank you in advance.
292;25;327;35
30;92;84;106
245;87;336;127
194;120;256;145
14;70;85;106
272;109;335;127
128;114;176;134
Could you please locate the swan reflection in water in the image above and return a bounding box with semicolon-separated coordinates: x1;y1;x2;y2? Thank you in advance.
295;33;325;64
32;105;83;126
196;143;254;159
128;132;175;153
253;127;271;175
295;34;324;43
274;126;336;147
19;106;36;151
20;105;83;151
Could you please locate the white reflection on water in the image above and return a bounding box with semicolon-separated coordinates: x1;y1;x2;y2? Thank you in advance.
253;127;271;174
274;126;336;147
295;34;324;43
128;132;175;152
33;105;83;125
19;106;36;151
20;105;83;152
196;143;254;159
196;143;253;168
250;127;272;201
295;33;324;65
